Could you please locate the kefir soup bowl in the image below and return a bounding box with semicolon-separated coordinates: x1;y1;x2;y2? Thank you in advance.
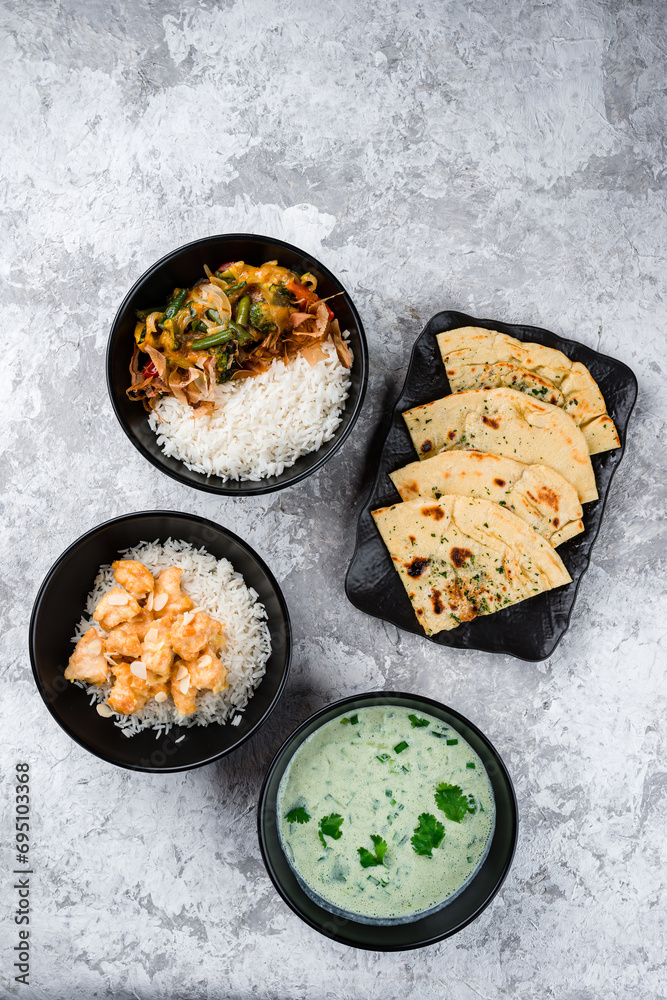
107;233;368;496
258;691;517;950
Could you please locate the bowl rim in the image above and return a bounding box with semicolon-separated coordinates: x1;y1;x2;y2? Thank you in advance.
106;232;369;496
257;690;518;950
28;509;292;772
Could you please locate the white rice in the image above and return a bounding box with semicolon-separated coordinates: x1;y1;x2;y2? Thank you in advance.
71;539;272;737
148;341;351;481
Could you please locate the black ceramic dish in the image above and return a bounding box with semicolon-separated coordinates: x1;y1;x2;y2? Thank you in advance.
29;511;291;772
258;691;517;951
346;312;638;661
107;234;368;495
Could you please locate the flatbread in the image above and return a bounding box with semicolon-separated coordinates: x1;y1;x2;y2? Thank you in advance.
436;327;619;455
402;387;598;503
389;451;584;547
372;495;572;636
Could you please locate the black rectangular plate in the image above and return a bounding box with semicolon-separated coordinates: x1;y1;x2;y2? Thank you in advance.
345;311;638;661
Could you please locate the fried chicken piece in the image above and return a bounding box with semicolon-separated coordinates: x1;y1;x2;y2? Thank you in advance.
112;559;155;598
170;611;225;661
153;567;193;618
105;609;154;660
106;662;151;716
140;618;175;680
65;628;109;685
170;660;197;716
188;645;228;695
93;587;141;631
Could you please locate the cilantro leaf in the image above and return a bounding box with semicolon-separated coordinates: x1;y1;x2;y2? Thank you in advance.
285;807;310;824
410;813;445;857
408;714;430;728
341;714;359;725
318;813;344;847
434;783;476;823
357;834;387;868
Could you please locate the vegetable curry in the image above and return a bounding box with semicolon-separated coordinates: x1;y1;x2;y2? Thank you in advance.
128;261;352;412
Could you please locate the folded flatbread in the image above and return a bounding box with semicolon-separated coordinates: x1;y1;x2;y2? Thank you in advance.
437;327;619;455
402;387;598;503
389;451;584;547
372;495;572;636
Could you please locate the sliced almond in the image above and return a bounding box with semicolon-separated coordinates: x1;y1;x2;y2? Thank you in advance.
130;660;147;680
145;626;159;645
107;590;130;606
88;638;103;656
146;591;154;611
153;592;168;611
179;675;190;695
96;703;114;718
181;611;195;627
175;664;189;681
154;691;168;703
198;654;212;668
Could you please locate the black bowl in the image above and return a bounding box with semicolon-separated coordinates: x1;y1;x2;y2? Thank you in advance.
258;691;518;950
107;234;368;495
29;511;291;772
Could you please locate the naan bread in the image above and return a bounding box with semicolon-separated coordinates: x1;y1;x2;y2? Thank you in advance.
389;451;584;547
402;387;598;503
437;327;619;455
372;495;572;636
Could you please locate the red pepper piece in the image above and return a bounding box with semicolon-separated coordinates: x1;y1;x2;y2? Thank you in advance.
142;361;158;379
217;261;236;272
286;279;319;307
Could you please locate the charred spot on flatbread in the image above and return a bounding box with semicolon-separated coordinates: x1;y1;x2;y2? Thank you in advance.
482;414;500;429
430;589;444;615
421;506;445;520
537;487;559;509
406;557;430;578
421;440;433;453
450;547;473;567
494;477;506;487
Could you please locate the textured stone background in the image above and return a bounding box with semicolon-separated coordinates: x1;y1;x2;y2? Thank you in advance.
1;1;666;997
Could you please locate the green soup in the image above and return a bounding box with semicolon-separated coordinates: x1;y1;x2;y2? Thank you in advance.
277;705;496;923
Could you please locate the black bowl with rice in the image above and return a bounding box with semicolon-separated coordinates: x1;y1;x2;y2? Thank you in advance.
29;511;291;771
107;234;368;495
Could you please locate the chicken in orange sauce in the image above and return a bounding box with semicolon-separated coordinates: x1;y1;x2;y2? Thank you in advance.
65;560;227;717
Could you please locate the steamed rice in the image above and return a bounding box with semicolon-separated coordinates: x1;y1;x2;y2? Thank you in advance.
148;342;351;481
71;539;271;737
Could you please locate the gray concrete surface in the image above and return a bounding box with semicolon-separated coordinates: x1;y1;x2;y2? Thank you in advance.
1;1;666;997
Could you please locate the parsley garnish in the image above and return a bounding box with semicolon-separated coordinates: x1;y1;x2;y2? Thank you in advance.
340;714;359;725
408;714;429;728
435;783;476;823
410;813;445;857
318;813;344;847
357;834;387;868
285;807;310;824
394;741;409;754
